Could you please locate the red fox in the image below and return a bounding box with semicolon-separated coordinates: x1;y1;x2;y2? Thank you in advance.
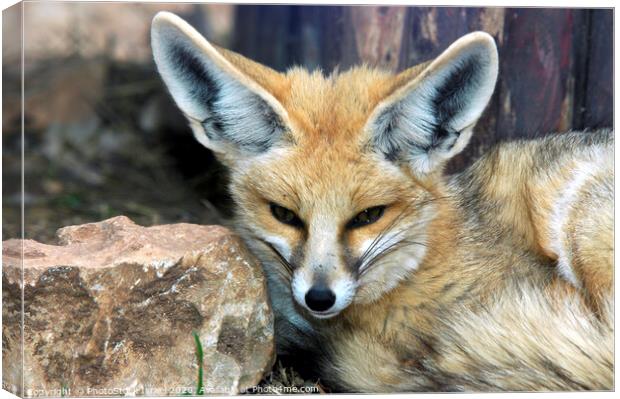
151;12;613;391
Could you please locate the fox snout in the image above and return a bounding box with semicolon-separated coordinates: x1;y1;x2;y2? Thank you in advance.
305;285;336;311
292;267;358;318
287;220;358;317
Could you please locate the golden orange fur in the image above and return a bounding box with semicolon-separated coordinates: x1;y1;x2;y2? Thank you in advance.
152;12;613;391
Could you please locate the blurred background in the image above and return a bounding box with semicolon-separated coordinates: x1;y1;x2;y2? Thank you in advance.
2;3;613;242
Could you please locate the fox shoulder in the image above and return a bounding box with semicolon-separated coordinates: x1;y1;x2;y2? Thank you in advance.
451;129;613;307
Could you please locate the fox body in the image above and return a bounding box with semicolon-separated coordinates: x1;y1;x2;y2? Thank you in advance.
152;12;613;391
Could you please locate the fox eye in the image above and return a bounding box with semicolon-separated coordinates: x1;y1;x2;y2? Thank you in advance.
270;203;303;228
347;206;386;229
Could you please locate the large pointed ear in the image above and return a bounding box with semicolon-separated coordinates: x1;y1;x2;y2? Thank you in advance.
151;12;290;155
366;32;498;175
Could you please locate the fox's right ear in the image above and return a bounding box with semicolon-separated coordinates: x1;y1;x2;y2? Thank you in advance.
151;12;290;156
366;32;498;176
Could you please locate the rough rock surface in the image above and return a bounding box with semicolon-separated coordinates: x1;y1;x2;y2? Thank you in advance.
2;216;274;397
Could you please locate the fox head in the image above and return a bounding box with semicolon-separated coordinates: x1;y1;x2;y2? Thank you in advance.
152;12;498;319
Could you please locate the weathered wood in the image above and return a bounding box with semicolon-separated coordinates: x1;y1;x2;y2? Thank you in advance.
233;5;293;71
399;7;480;68
570;9;592;131
314;6;359;71
347;6;408;71
582;9;613;129
495;8;575;140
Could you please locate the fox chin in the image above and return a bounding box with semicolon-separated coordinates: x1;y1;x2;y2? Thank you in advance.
152;11;613;392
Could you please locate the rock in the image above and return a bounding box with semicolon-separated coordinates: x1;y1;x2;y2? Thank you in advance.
2;216;275;396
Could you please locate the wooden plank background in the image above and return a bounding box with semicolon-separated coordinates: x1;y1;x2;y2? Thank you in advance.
232;6;613;172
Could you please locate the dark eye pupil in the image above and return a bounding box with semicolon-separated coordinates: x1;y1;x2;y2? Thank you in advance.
348;206;385;229
280;209;293;222
270;203;302;227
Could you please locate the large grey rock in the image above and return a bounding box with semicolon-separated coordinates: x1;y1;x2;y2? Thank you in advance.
2;216;274;396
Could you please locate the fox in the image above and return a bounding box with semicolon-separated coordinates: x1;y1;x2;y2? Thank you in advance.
151;12;613;391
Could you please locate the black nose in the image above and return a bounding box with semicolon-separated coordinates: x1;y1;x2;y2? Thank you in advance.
305;286;336;312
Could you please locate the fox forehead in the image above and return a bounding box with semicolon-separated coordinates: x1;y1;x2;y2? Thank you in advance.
268;65;423;145
234;143;416;216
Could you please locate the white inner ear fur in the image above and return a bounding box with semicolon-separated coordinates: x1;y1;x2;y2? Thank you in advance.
366;31;499;175
151;12;290;154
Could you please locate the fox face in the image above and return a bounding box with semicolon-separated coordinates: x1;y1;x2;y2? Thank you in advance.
152;12;498;319
228;137;438;318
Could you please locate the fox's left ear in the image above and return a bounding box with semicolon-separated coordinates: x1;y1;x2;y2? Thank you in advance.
366;32;498;175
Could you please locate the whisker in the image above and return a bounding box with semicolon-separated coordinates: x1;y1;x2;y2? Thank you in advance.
269;243;294;271
355;194;452;274
359;239;428;276
253;237;295;280
357;224;414;269
356;206;423;268
356;201;420;267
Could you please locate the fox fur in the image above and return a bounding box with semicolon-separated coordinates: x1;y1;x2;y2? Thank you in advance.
151;12;613;391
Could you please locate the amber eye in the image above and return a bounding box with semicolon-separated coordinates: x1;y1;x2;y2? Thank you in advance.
347;206;386;229
270;203;303;228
